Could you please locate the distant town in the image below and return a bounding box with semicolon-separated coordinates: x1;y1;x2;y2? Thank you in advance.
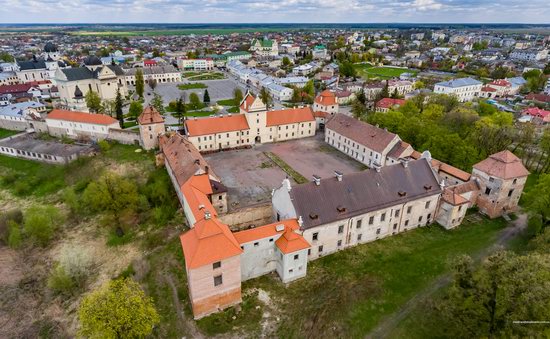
1;23;549;339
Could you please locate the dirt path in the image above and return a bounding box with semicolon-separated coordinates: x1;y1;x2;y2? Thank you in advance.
367;214;528;339
164;274;204;339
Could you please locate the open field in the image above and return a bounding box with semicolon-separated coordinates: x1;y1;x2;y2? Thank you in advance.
354;63;418;80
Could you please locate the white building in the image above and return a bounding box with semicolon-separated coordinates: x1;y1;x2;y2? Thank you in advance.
125;66;180;85
509;49;548;61
45;109;120;141
250;38;279;57
434;77;482;102
177;58;214;71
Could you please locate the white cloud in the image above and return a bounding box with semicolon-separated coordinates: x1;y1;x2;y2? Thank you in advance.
411;0;443;11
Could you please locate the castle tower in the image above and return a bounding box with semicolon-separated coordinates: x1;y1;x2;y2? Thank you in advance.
471;150;529;218
239;91;267;143
138;106;166;150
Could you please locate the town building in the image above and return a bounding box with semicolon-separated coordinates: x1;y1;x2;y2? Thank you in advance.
325;114;413;168
249;38;278;57
177;58;214;71
45;109;121;141
0;101;46;131
124;66;180;85
375;98;406;112
434;77;483;102
509;49;548;61
138;106;165;150
312;90;339;115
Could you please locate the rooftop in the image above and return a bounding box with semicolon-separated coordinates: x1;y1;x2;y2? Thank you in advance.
46;109;119;126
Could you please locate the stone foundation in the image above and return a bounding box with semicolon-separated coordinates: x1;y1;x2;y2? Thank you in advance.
192;286;242;319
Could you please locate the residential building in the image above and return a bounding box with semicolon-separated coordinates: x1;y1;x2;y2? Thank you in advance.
312;45;328;59
325;113;413;168
177;58;214;71
375;98;406;112
250;38;279;57
125;66;180;85
509;49;548;61
0;101;46;131
45;109;120;141
434;77;482;102
138;106;165;150
313;90;339;115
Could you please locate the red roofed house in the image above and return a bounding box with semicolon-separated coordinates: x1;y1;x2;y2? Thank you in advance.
184;91;315;152
523;107;550;119
472;150;529;218
138;106;166;150
313;90;339;115
45;109;120;141
375;98;406;113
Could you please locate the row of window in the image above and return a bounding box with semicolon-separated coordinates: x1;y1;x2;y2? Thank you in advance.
1;147;60;161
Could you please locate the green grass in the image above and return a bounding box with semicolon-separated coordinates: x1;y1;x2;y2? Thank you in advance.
177;83;208;90
263;151;308;184
123;120;138;129
181;71;203;78
243;216;508;338
186;111;215;117
226;107;240;113
0;128;19;139
354;64;418;80
216;99;237;106
187;73;225;81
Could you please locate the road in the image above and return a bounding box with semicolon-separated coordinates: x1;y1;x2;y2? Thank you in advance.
366;213;528;339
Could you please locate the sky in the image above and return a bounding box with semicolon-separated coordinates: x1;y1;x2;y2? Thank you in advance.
0;0;549;24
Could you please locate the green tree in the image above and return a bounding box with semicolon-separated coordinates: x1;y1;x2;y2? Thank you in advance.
523;174;550;228
189;92;202;110
356;89;366;104
85;90;103;113
0;52;14;62
135;69;144;98
128;101;143;120
233;88;243;106
282;56;291;67
259;87;272;107
78;278;159;339
115;88;124;128
81;173;140;217
24;205;65;247
413;80;425;89
339;61;356;78
351;100;367;120
151;93;165;115
303;80;315;98
291;87;302;103
544;62;550;75
173;96;186;125
203;89;211;104
148;78;157;92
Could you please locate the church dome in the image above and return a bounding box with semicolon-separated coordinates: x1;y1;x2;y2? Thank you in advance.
44;42;58;53
83;55;102;66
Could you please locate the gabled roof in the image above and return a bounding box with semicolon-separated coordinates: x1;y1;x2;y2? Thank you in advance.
314;90;337;106
0;84;33;95
185;114;250;137
266;106;315;127
441;188;469;206
138;106;164;125
234;219;299;244
46;109;118;126
275;227;311;254
326;114;398;153
473;150;529;180
60;65;124;81
376;98;406;109
436;77;482;88
289;158;441;229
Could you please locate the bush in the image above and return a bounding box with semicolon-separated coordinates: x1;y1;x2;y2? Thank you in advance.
98;140;111;152
48;244;94;294
48;265;76;295
24;205;65;247
0;209;23;244
7;220;22;249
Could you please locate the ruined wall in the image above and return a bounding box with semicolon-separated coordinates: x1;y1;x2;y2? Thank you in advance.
219;203;273;231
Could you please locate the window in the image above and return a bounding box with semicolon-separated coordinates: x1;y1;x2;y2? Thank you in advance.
427;213;432;220
214;275;223;286
393;223;398;230
294;254;299;260
289;269;293;274
254;242;259;247
337;240;342;247
369;216;374;225
318;245;323;252
213;261;221;269
418;216;423;223
513;178;517;184
308;249;311;256
395;209;400;217
269;238;274;242
508;189;514;197
485;187;491;195
405;220;409;226
357;233;362;241
425;201;431;209
407;206;412;214
380;213;386;222
356;219;362;229
338;225;344;234
376;228;381;235
312;232;318;241
489;177;494;182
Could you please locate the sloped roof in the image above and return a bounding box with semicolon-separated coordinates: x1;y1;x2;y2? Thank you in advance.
233;219;299;244
138;106;164;125
326;113;398;153
314;90;337;106
185;114;250;137
387;141;412;160
289;158;441;229
275;227;311;254
376;98;406;109
441;188;469;206
46;109;118;126
473;150;529;180
436;77;482;88
266;106;315;127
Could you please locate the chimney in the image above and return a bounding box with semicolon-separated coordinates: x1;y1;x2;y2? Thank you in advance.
334;170;343;181
298;216;304;227
440;179;446;190
313;175;321;186
283;178;292;191
204;165;209;174
204;210;211;220
373;163;381;173
401;159;409;168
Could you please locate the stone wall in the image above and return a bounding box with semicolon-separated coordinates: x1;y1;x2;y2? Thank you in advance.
219;203;273;231
107;129;141;145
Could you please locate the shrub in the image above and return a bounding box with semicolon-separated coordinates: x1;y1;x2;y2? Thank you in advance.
7;220;22;249
98;140;111;152
48;265;76;295
57;244;94;286
0;209;23;244
24;205;65;247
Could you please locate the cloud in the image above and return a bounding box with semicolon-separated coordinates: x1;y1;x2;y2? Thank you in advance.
411;0;443;11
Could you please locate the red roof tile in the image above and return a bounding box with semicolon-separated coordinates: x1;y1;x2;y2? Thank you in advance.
473;150;529;180
266;107;315;127
185;114;250;136
138;106;164;125
47;109;118;126
376;98;406;109
314;90;337;106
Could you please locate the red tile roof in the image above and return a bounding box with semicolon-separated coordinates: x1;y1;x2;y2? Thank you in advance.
473;150;529;180
376;98;406;109
138;106;165;125
185;114;250;136
441;188;469;206
47;109;118;126
266;106;315;127
0;84;33;95
234;219;299;244
314;90;337;106
240;92;256;112
523;107;550;118
275;227;311;254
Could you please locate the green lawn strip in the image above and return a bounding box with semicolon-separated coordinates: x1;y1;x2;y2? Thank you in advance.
187;73;224;81
226;107;239;113
263;151;308;184
216;99;237;106
123;121;138;128
241;217;506;338
181;71;202;78
178;83;208;90
0;128;20;139
186;111;215;117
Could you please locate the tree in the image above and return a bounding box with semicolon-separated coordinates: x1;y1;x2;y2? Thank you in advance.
151;93;165;115
282;56;291;67
303;80;315;98
128;101;143;120
523;174;550;228
85;90;103;113
413;80;425;90
233;88;243;106
173;96;187;126
78;278;159;338
259;87;272;107
438;251;550;338
135;68;144;98
24;205;64;247
189;92;202;110
291;87;302;103
203;89;210;104
339;61;356;78
148;78;157;92
81;172;140;217
0;52;14;62
351;100;367;120
380;81;390;99
544;62;550;75
391;88;399;99
115;88;124;128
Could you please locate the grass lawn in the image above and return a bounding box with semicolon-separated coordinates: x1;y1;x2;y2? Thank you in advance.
178;83;208;90
123;120;138;129
226;106;240;113
354;63;418;80
186;110;215;117
187;73;225;81
232;216;508;338
216;99;237;106
263;151;308;184
181;71;202;78
0;128;19;139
